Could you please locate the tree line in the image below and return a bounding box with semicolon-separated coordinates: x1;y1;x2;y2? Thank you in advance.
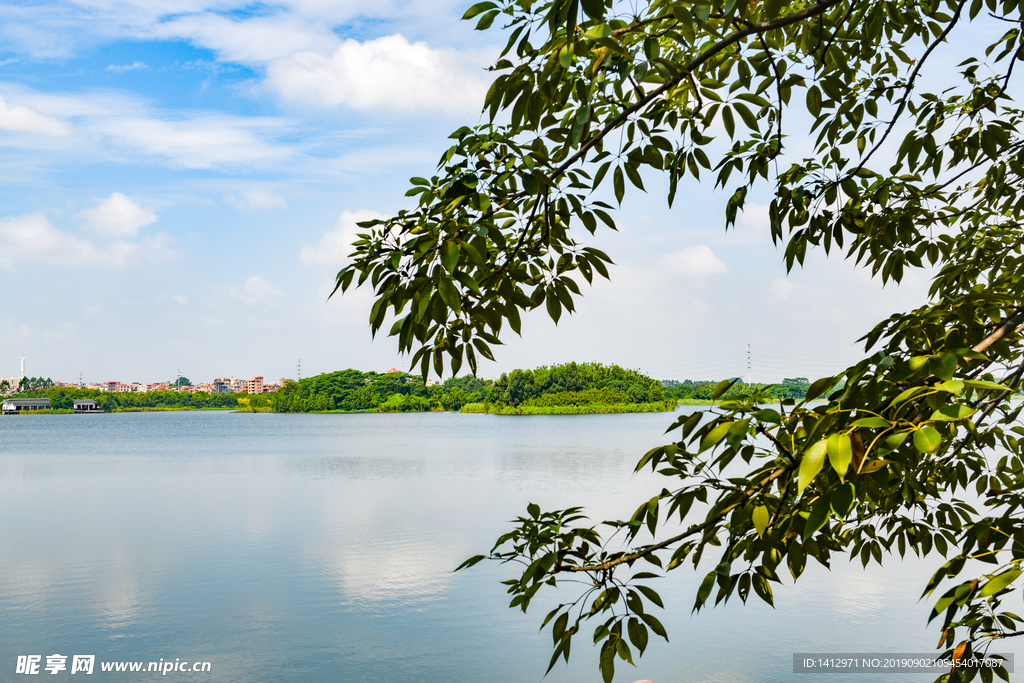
662;377;811;401
270;370;492;413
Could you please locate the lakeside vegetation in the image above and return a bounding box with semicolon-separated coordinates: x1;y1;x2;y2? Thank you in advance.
270;369;489;413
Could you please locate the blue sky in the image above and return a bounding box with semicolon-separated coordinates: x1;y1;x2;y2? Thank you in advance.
0;0;942;385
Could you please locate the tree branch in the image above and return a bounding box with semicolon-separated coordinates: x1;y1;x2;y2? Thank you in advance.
565;463;793;573
551;0;845;183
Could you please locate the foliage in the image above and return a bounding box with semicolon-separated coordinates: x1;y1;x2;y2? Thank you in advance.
271;370;432;412
489;362;666;408
18;377;53;392
662;377;811;401
336;0;1024;679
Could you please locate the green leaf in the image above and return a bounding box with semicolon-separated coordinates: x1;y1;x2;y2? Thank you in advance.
440;240;459;272
803;496;830;541
437;276;461;316
850;417;890;428
722;106;735;138
754;408;781;424
752;505;770;537
635;584;664;609
979;569;1021;597
798;439;827;495
913;426;942;454
476;9;500;30
963;380;1010;393
624;162;646;191
613;165;625;204
827;433;852;481
805;376;834;402
930;405;977;421
455;554;487;570
546;290;562;324
712;379;736;400
700;421;733;451
580;0;605;20
806;85;822;117
461;1;498;19
830;483;855;517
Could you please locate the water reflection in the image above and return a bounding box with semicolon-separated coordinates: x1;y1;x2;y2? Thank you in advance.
0;410;1015;682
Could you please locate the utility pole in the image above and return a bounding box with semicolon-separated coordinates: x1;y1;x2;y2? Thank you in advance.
747;344;751;385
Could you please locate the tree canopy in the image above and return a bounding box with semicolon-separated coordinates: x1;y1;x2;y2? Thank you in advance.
337;0;1024;680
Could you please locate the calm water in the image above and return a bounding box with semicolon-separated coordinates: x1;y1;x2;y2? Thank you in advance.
0;410;1014;682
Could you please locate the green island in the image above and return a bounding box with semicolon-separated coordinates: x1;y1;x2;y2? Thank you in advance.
271;363;814;414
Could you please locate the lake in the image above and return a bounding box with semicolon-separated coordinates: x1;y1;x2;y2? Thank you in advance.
0;410;1014;682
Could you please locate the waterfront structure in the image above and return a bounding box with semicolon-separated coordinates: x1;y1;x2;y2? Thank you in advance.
73;400;104;414
2;398;50;414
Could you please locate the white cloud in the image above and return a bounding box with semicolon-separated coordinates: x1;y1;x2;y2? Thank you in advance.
228;188;288;209
266;34;489;113
659;245;728;277
172;295;188;305
77;192;157;237
0;213;176;268
300;209;384;265
238;275;282;306
152;13;339;63
0;95;72;136
0;84;296;169
772;278;803;302
88;115;293;169
106;61;147;73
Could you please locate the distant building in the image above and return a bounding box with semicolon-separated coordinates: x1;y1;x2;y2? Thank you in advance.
73;400;103;414
246;376;264;394
2;398;50;414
